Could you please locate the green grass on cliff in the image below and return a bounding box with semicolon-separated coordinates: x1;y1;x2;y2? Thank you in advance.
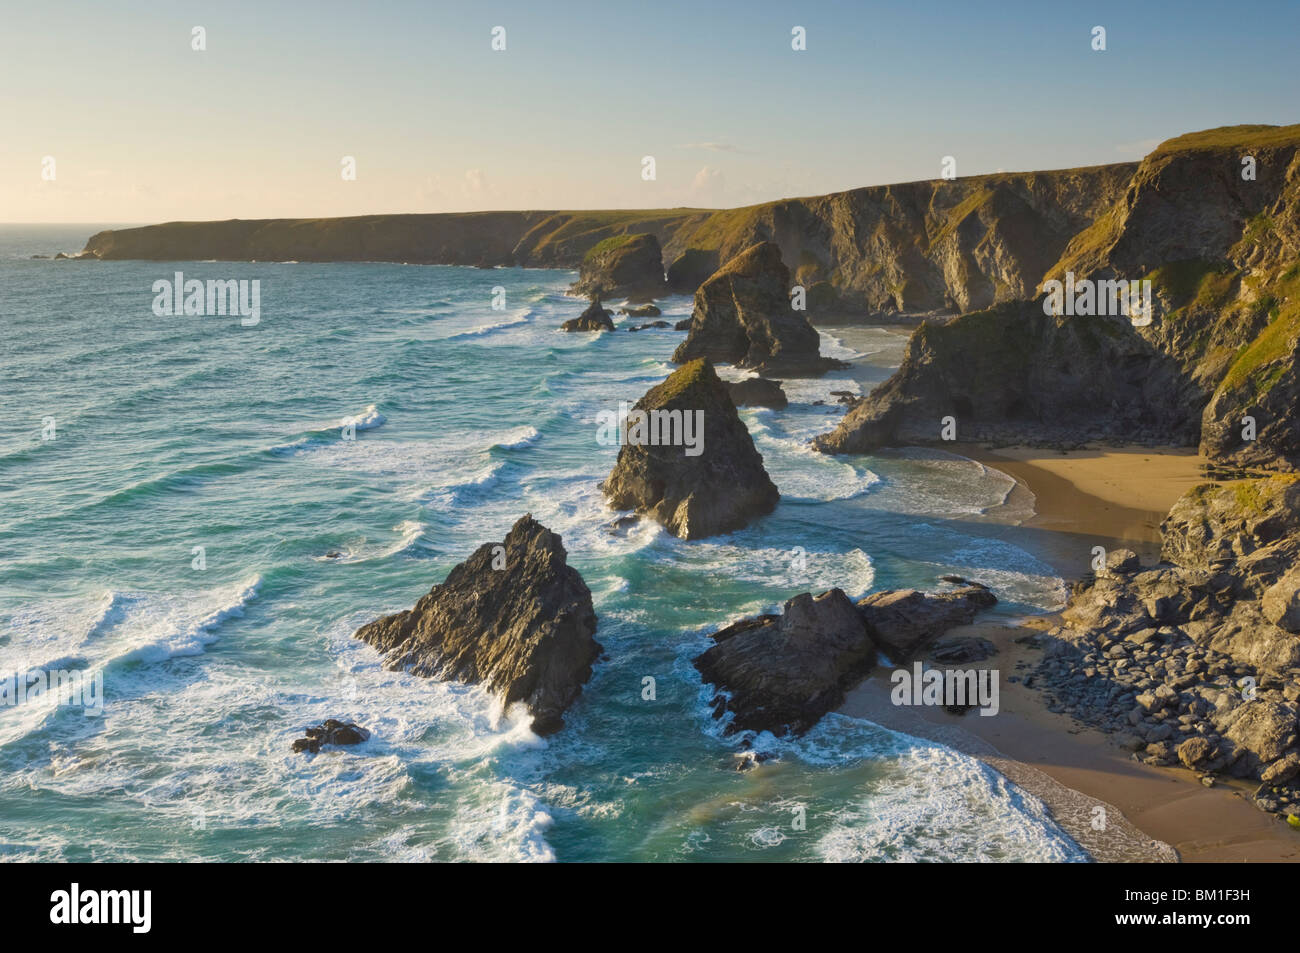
583;233;644;261
1147;259;1236;309
1217;264;1300;394
1152;124;1300;156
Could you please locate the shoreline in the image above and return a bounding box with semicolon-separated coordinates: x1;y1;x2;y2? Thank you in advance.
839;444;1299;862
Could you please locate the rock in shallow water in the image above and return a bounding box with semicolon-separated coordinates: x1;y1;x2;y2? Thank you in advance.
602;358;779;539
353;514;600;735
562;298;614;332
292;719;370;753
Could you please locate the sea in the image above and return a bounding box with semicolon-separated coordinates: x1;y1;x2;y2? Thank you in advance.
0;224;1086;862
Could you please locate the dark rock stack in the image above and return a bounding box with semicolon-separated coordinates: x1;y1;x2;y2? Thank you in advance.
561;298;615;332
292;720;370;754
673;242;845;377
570;233;666;302
601;358;779;539
354;515;600;735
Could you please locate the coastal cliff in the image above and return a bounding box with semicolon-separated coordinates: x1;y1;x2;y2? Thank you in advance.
82;164;1132;312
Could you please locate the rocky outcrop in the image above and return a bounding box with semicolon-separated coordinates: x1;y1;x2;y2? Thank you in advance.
816;124;1300;467
292;720;370;754
857;585;999;661
725;376;788;409
1030;476;1300;814
570;233;666;302
354;515;600;735
673;242;844;376
619;304;661;317
694;589;875;735
602;358;779;539
695;584;1000;736
561;298;614;332
813;302;1202;453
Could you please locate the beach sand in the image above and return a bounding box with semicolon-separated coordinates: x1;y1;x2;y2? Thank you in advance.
837;444;1300;863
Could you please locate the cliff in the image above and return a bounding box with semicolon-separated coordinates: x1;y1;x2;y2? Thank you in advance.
818;124;1300;468
81;164;1133;313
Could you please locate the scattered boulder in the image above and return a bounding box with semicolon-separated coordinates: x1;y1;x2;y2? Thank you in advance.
570;233;666;302
725;376;788;409
602;358;779;539
562;298;615;332
292;720;370;754
354;514;600;735
1177;736;1212;768
672;242;845;376
857;585;999;661
694;589;875;735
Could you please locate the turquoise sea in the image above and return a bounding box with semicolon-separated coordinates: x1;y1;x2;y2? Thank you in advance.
0;225;1084;862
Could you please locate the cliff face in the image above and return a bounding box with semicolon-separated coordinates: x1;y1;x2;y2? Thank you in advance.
818;124;1300;468
82;165;1132;315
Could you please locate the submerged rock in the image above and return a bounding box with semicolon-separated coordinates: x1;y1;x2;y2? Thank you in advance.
570;233;666;302
694;589;875;735
562;298;615;332
627;320;671;332
672;242;844;376
292;720;370;754
619;304;661;317
725;376;788;409
354;515;600;735
601;358;779;539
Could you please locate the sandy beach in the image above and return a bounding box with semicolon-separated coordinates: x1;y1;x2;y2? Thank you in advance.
838;444;1300;863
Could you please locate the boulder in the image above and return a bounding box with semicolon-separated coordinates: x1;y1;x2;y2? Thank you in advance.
562;298;615;332
619;304;661;317
627;320;671;332
602;358;779;539
292;720;370;754
1263;566;1300;634
694;589;875;735
856;585;999;661
672;242;844;376
354;515;600;735
570;233;666;302
725;376;788;409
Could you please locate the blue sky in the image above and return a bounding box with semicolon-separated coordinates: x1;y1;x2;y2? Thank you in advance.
3;0;1298;221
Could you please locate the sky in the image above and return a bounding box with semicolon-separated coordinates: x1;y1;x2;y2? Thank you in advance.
3;0;1299;223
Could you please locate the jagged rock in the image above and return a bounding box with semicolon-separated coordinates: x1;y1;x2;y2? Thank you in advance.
1106;549;1142;575
601;358;779;539
1219;699;1297;765
562;298;615;332
856;585;998;661
354;515;600;735
570;233;666;302
627;320;671;332
694;589;874;735
725;376;788;409
619;304;661;317
292;720;370;754
1263;566;1300;634
672;242;844;376
673;318;692;331
1177;736;1212;768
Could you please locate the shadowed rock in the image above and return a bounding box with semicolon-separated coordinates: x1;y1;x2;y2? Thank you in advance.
602;358;779;539
673;242;845;376
292;720;370;754
570;233;666;302
857;585;999;661
725;376;788;409
354;515;600;735
562;298;615;332
694;589;874;735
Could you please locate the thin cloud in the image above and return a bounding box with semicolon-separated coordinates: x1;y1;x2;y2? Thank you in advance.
679;142;754;155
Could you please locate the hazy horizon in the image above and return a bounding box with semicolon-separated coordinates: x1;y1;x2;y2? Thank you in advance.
6;0;1300;223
